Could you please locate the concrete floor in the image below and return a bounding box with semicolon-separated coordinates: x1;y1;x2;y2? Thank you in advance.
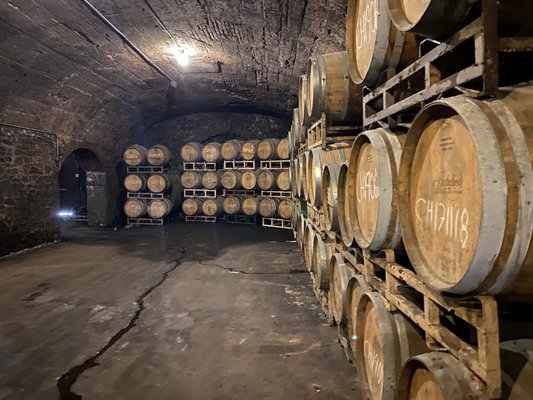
0;221;361;400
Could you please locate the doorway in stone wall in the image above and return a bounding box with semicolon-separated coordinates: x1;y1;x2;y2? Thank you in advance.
58;148;104;225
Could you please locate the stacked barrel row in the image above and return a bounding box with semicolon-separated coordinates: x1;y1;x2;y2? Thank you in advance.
291;1;533;399
122;144;177;221
180;138;292;221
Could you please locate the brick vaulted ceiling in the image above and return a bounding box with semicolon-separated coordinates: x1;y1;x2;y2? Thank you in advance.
0;0;347;139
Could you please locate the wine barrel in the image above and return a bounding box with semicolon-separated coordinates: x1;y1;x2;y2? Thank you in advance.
355;292;428;400
202;197;224;216
311;234;334;290
124;174;146;192
300;152;309;200
147;198;173;219
322;164;342;232
182;198;204;216
276;138;290;160
259;197;279;217
292;108;301;146
304;224;316;271
298;74;309;126
180;171;203;189
291;204;299;239
399;339;533;400
242;196;260;216
257;139;280;160
221;139;245;160
297;213;306;250
147;174;172;193
290;160;299;198
346;0;418;87
146;144;171;166
338;161;354;247
242;140;260;160
348;128;403;251
276;170;291;191
124;198;148;218
223;196;243;215
387;0;470;39
307;143;351;207
180;142;203;162
347;274;369;358
240;170;259;190
306;51;363;123
329;254;356;326
202;170;223;189
202;142;222;162
399;86;533;298
123;144;147;166
277;198;292;219
257;170;279;191
221;170;243;190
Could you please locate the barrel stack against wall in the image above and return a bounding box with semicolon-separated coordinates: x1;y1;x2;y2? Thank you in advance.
291;2;533;400
179;137;292;225
122;144;178;225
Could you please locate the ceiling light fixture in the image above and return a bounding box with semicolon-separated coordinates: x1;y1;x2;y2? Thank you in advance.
166;44;198;67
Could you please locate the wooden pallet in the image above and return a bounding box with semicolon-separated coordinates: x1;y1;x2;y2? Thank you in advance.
222;189;257;197
223;160;256;170
225;214;258;225
127;166;168;174
183;162;216;171
363;1;533;128
307;113;358;150
311;274;335;326
261;190;291;198
340;248;500;399
185;215;217;223
259;160;291;170
306;203;325;234
183;189;218;198
262;217;292;230
127;217;164;226
126;192;164;200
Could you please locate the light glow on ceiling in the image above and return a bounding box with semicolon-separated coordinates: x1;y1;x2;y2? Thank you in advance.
166;44;197;67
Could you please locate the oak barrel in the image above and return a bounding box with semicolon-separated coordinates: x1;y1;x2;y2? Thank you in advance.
347;274;368;358
146;144;171;166
290;159;300;198
306;51;363;123
202;142;222;162
276;170;291;191
300;152;309;200
399;86;533;298
387;0;470;39
338;161;354;247
123;144;147;166
259;197;279;218
124;198;148;218
202;170;223;189
346;0;418;87
307;143;351;207
182;198;204;216
355;292;428;400
223;196;243;215
322;164;342;232
257;170;279;191
240;170;259;190
291;108;300;149
221;170;243;190
221;139;245;160
241;140;260;160
348;128;403;251
311;234;334;290
180;171;203;189
180;142;203;162
329;254;356;326
147;173;172;193
124;174;146;192
276;138;290;160
298;74;309;126
242;197;260;216
304;224;315;271
147;198;173;219
257;139;280;160
202;197;224;216
277;198;292;220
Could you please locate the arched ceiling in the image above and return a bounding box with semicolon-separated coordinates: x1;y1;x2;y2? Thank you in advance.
0;0;347;138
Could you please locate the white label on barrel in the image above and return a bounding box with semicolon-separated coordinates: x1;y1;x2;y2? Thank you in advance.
411;116;481;284
355;143;380;244
356;0;379;50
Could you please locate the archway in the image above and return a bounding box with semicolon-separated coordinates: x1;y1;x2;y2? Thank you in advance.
58;148;103;223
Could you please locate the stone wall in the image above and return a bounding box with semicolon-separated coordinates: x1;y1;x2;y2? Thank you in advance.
0;125;60;256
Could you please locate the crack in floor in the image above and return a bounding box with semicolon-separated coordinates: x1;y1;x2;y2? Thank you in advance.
198;260;307;275
56;248;188;400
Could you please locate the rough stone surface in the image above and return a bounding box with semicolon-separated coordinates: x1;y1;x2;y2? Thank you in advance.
0;125;60;256
0;222;362;400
